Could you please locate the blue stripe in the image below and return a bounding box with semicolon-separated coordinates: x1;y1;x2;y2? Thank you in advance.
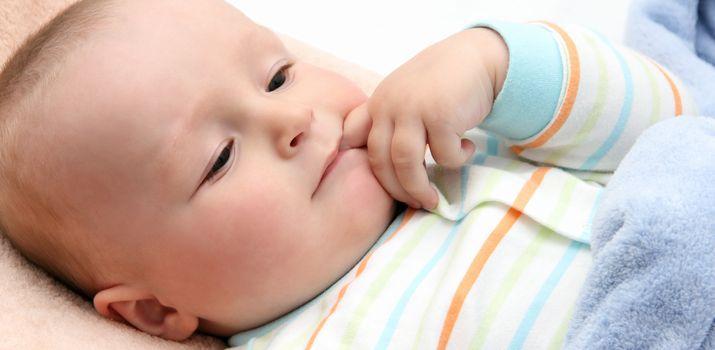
577;190;603;245
472;133;499;166
374;221;462;350
507;190;599;349
507;239;588;349
487;132;499;156
472;153;488;166
581;37;634;170
373;169;468;350
486;133;499;156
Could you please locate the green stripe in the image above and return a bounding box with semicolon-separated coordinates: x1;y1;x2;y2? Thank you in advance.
250;332;270;349
636;54;662;126
410;208;483;349
547;302;576;349
469;176;578;349
469;228;555;349
412;160;522;347
584;171;610;184
338;215;439;349
545;32;609;165
565;168;611;184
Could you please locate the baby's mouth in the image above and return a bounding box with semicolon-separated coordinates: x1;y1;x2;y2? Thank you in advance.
311;142;338;197
320;149;342;184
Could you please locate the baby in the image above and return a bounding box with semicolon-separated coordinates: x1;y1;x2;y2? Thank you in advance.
0;0;696;347
0;0;400;340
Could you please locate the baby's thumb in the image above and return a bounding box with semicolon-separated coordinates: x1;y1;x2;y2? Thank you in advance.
341;102;372;149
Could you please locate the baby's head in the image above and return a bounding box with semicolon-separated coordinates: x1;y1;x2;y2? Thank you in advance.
0;0;394;340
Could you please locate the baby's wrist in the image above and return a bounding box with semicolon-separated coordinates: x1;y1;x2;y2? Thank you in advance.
460;27;508;99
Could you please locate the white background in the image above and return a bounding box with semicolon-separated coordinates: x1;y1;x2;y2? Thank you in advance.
229;0;632;75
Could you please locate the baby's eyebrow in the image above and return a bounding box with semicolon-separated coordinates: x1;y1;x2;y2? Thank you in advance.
156;103;207;192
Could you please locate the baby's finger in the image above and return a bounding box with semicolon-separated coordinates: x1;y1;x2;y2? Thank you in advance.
341;102;372;150
368;118;421;208
392;119;436;209
426;122;475;168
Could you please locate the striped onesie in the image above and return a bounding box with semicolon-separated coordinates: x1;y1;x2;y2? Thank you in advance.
229;21;696;349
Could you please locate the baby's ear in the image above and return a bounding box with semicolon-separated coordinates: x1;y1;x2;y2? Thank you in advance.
94;285;198;341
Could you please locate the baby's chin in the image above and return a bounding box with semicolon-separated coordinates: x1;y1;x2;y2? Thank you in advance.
315;146;394;227
340;147;396;223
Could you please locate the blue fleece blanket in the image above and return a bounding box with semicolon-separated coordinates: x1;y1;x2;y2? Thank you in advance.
624;0;715;116
565;117;715;349
564;0;715;348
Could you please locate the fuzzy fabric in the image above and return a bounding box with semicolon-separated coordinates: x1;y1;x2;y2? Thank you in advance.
624;0;715;116
565;116;715;349
565;1;715;347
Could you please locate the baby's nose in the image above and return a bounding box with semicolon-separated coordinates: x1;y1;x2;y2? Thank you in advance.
265;104;313;159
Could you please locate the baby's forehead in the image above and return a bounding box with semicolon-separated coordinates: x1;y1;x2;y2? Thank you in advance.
50;2;282;124
110;0;257;37
75;0;267;77
50;2;257;115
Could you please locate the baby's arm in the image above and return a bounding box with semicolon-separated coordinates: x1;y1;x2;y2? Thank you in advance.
343;22;696;209
478;21;697;174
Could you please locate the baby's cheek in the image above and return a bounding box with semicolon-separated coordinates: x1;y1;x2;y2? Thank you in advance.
226;188;305;246
203;189;308;283
310;65;367;113
337;79;367;114
337;152;395;236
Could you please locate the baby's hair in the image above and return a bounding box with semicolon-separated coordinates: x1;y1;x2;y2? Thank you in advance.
0;0;116;297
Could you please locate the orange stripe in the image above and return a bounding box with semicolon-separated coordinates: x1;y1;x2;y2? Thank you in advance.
437;168;550;350
304;209;416;349
652;62;683;116
511;22;581;155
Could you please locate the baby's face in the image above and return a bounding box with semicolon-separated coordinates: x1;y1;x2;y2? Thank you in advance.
42;0;394;335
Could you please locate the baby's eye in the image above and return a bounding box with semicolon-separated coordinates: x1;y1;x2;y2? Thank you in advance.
203;141;233;184
266;64;291;92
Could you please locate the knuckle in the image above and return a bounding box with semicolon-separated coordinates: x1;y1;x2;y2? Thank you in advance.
368;156;389;172
392;139;422;161
392;145;417;162
422;111;443;126
366;135;381;151
392;155;417;171
424;100;450;122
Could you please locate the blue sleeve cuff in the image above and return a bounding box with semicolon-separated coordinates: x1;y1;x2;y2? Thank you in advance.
474;21;564;140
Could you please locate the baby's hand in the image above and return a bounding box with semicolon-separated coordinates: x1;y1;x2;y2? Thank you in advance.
342;28;507;209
